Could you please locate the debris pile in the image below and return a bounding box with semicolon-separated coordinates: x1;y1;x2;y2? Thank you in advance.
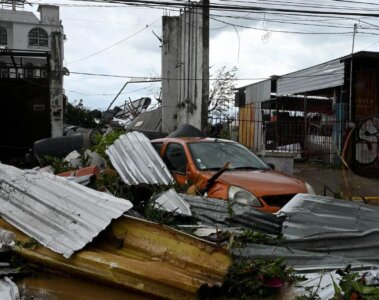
2;131;379;299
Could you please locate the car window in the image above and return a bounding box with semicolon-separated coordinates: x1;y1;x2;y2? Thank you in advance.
163;143;187;174
188;141;269;171
152;142;163;155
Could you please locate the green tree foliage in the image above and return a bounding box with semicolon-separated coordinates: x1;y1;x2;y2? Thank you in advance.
64;99;102;128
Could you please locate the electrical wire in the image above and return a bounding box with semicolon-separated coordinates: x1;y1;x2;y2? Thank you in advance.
66;17;160;64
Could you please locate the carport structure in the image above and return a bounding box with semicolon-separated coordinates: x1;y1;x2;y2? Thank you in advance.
236;51;379;175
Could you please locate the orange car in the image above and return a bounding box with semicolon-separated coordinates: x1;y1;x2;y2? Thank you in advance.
152;137;314;213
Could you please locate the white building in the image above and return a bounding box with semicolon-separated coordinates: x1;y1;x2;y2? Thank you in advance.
0;1;65;162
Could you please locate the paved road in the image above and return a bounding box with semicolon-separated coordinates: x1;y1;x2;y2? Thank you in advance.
293;162;379;200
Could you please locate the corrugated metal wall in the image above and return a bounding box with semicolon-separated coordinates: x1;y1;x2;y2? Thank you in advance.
277;59;345;95
245;79;271;104
238;104;254;148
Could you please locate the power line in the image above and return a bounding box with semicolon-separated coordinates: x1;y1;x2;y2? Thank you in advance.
66;18;160;64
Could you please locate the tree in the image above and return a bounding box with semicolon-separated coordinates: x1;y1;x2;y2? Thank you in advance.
208;65;238;119
64;99;101;128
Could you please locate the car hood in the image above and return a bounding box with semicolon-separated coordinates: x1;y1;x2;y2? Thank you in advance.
202;169;307;197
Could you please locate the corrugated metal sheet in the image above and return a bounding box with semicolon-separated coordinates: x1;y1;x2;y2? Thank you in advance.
126;107;162;132
180;194;283;234
277;58;345;95
245;79;272;104
0;163;133;258
271;194;379;265
278;194;379;239
153;189;192;216
1;216;231;300
233;243;375;271
280;230;379;264
0;277;19;300
106;131;174;185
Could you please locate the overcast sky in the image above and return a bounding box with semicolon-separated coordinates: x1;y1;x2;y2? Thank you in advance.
24;0;379;110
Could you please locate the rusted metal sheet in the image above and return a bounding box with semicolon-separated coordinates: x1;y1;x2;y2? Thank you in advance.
238;104;254;148
106;131;174;185
355;70;379;119
0;216;231;300
0;163;133;258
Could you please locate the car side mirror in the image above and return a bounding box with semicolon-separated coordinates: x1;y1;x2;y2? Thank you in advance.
267;163;275;170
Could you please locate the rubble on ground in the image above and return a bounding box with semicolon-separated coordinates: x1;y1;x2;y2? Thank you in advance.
2;131;379;299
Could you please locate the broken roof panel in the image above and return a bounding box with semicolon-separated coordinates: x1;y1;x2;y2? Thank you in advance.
180;194;283;234
278;193;379;239
153;189;192;216
234;242;376;272
0;164;132;258
106;131;174;185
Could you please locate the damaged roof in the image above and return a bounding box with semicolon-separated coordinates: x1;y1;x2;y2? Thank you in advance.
180;193;283;235
0;164;133;258
106;131;174;185
278;193;379;239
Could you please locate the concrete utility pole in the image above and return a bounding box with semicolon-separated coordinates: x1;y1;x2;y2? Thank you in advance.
49;31;64;137
201;0;210;133
161;0;210;133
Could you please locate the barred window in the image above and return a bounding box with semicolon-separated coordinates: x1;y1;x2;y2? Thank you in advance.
0;26;7;46
28;28;48;47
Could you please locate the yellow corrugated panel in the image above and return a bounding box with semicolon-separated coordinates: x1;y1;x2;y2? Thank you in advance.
238;104;254;148
1;216;231;300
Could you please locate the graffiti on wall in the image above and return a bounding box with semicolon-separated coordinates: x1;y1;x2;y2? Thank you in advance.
355;115;379;165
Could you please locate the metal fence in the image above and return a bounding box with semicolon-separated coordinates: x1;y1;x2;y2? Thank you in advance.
208;109;344;164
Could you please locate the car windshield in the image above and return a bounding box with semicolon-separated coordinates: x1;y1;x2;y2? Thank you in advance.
188;141;269;171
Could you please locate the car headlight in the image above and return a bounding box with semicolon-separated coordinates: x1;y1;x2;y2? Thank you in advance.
228;185;261;207
305;182;316;195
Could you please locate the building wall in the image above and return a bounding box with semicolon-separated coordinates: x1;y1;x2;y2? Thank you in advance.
0;6;62;51
0;5;64;161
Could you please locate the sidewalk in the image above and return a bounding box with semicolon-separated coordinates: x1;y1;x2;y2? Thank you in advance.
293;162;379;200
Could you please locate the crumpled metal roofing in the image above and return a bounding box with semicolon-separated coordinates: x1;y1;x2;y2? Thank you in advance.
0;277;19;300
153;189;192;216
180;194;283;235
260;194;379;266
0;163;133;258
278;193;379;239
233;242;376;272
106;131;174;185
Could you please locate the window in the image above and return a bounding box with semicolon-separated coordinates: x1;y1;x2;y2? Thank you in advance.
188;141;269;171
24;63;34;78
163;143;187;174
0;63;8;78
28;28;48;47
0;26;7;46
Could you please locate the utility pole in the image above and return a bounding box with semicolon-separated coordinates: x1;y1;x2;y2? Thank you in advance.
201;0;210;133
349;23;358;123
